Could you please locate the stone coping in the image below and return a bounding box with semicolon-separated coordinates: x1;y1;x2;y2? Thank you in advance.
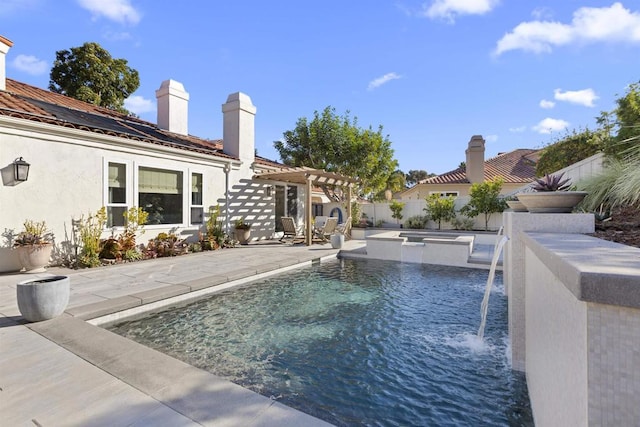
521;232;640;309
27;315;332;427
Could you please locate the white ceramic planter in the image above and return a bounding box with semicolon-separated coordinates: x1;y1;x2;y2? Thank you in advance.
330;233;345;249
15;244;53;273
516;191;588;213
16;275;70;322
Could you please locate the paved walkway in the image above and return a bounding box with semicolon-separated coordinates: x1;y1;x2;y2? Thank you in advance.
1;241;365;426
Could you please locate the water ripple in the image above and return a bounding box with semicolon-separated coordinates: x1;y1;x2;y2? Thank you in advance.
110;259;532;427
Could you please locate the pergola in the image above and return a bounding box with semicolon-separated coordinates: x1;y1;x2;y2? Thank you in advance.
253;167;359;245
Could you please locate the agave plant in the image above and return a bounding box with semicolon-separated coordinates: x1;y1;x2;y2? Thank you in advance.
532;172;572;192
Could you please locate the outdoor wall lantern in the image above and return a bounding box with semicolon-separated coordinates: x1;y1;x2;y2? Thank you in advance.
13;157;30;182
266;185;274;197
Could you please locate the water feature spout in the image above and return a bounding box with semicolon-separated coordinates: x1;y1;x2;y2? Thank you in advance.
477;235;509;340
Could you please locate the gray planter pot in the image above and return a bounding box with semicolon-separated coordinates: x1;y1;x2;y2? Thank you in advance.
516;191;588;213
17;275;70;322
330;233;344;249
235;228;251;245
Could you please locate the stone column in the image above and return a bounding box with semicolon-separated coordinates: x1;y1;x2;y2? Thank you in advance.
503;211;594;372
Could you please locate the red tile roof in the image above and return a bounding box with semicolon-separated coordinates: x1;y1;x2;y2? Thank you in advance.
421;149;540;185
0;78;284;167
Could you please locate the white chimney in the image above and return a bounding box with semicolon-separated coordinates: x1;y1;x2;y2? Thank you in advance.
222;92;256;164
155;79;189;135
0;36;13;91
465;135;485;184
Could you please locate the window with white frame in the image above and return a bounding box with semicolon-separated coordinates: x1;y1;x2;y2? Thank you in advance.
190;172;204;225
107;162;127;227
138;166;183;225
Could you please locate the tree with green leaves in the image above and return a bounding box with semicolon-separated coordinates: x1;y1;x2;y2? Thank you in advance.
405;170;433;187
536;128;604;176
424;194;456;230
49;42;140;114
460;177;506;231
373;169;406;201
578;81;640;212
608;81;640;157
389;200;405;225
274;106;398;200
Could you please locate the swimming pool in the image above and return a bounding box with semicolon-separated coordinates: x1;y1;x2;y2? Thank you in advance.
109;258;533;426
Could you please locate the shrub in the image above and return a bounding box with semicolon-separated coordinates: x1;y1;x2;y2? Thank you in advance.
77;207;106;268
405;215;429;229
452;216;474;230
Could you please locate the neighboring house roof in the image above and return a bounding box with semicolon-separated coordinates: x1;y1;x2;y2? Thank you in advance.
419;149;540;185
0;78;283;168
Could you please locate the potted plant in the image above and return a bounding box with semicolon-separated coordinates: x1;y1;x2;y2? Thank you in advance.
505;195;527;212
13;220;53;273
516;173;588;213
234;217;252;245
17;275;70;322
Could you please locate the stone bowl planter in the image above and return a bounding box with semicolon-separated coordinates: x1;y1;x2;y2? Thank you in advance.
17;275;70;322
516;191;588;213
506;200;528;212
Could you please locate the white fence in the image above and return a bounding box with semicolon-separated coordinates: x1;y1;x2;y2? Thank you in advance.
358;197;503;231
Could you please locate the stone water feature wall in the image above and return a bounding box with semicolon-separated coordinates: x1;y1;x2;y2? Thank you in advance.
504;211;640;426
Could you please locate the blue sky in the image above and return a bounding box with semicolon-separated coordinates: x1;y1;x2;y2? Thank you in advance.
2;0;640;174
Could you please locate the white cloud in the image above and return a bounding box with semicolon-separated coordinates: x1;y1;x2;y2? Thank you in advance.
509;126;526;133
539;99;555;109
424;0;500;21
494;2;640;55
532;118;569;134
77;0;141;25
485;134;498;142
554;88;598;107
124;95;154;115
11;54;48;75
367;72;402;91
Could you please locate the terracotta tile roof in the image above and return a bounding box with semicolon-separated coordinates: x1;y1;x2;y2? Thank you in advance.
0;78;284;168
421;149;540;185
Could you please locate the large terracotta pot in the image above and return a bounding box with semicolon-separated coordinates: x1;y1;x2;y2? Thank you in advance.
516;191;588;213
15;244;53;273
17;275;70;322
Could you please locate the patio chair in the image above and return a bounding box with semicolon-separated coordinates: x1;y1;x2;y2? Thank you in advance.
313;217;338;243
280;217;305;244
337;216;352;240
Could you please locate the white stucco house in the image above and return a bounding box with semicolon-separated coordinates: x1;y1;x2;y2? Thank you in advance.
0;36;354;271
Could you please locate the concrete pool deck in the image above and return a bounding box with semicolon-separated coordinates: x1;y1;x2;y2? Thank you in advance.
1;240;368;426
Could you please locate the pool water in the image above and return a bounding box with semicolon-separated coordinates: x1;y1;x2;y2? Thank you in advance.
109;258;533;426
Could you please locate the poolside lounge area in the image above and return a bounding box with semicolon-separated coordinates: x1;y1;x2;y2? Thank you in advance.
0;240;367;426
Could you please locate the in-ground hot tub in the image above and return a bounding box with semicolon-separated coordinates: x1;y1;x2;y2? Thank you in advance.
365;230;498;269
